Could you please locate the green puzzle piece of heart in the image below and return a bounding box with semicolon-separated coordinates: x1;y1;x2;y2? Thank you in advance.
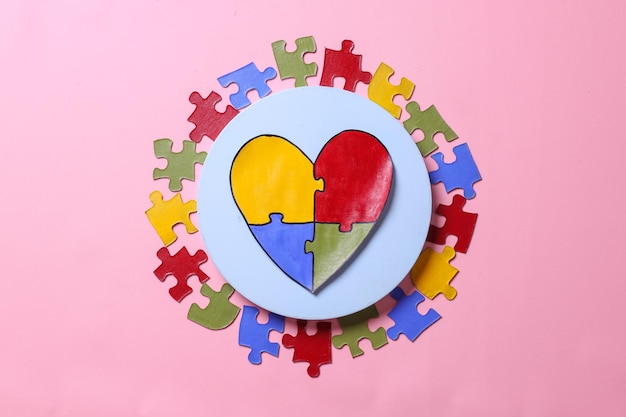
305;223;374;291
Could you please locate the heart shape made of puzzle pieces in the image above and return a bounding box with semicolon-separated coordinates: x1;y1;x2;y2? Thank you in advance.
230;130;393;293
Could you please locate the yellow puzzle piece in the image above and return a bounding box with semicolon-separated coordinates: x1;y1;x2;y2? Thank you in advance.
145;190;198;246
410;246;459;300
368;62;415;119
230;135;324;225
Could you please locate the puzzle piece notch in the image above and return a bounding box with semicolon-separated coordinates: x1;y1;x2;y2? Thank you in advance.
429;143;482;199
427;195;478;253
410;246;459;300
319;40;372;92
188;282;240;330
145;191;198;246
187;91;239;143
154;246;208;302
332;305;388;357
282;320;332;378
238;305;285;365
217;62;277;110
404;101;458;157
387;287;441;341
153;138;207;192
368;62;415;119
271;36;318;87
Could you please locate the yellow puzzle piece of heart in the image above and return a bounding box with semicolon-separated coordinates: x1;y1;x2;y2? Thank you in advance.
231;135;324;225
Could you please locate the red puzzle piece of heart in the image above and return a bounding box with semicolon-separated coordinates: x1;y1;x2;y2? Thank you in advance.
314;130;392;232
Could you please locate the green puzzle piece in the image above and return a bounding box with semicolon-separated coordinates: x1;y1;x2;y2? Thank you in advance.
403;101;458;157
332;305;388;357
153;138;207;192
305;222;373;291
271;36;318;87
187;283;240;330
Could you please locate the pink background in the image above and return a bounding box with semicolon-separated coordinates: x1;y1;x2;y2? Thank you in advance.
2;0;625;415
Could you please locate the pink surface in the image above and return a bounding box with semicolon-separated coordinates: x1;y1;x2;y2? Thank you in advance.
2;1;625;415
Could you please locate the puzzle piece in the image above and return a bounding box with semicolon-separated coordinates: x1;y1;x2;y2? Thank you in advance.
231;135;324;225
429;143;482;199
332;305;388;357
427;195;478;253
187;91;239;143
154;246;208;302
319;40;372;92
410;246;459;300
403;101;458;156
188;282;240;329
238;305;285;365
282;320;332;377
250;213;314;291
314;130;392;231
145;191;198;246
304;222;374;292
153;138;207;192
387;287;441;342
217;62;277;110
367;62;414;119
271;36;318;87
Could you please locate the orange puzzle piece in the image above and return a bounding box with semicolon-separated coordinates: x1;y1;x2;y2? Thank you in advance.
145;191;198;246
410;246;459;300
367;62;414;119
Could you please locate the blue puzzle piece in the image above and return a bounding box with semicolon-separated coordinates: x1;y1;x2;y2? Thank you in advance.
217;62;277;110
250;214;314;291
387;287;441;341
429;142;481;199
238;305;285;364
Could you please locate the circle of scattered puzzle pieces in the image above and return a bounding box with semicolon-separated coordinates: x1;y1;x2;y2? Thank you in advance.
146;37;482;377
197;87;432;319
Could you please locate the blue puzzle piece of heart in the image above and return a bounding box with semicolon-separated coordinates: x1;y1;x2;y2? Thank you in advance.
250;213;314;291
217;62;277;110
387;287;441;341
238;305;285;364
429;142;481;199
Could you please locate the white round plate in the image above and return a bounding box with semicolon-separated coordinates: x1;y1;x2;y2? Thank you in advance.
197;87;431;319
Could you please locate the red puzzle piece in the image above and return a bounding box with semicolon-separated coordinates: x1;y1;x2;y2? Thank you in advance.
188;91;239;143
314;130;392;232
427;194;478;253
319;40;372;92
282;320;332;378
154;247;209;302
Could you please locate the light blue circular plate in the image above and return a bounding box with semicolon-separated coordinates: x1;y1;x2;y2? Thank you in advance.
197;87;431;319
